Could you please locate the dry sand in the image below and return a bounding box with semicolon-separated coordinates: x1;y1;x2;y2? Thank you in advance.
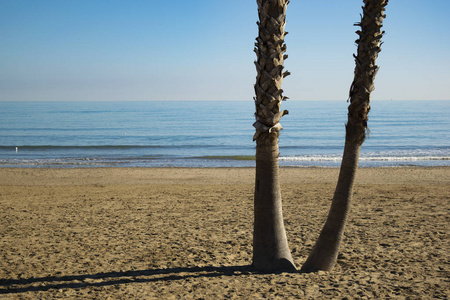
0;167;448;299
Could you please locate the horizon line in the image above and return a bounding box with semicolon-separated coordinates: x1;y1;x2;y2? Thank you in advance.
1;99;449;102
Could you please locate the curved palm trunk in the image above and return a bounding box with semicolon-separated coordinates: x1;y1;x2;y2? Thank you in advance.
252;0;295;272
301;0;388;273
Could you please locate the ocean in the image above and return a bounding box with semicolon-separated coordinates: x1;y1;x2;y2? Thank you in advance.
0;100;448;168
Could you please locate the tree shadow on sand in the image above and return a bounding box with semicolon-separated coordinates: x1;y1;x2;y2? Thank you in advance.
0;265;258;294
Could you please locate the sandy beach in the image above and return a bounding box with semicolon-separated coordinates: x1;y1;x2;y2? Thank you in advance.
0;167;448;299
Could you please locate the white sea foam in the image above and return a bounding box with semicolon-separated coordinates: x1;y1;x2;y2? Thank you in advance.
280;155;449;162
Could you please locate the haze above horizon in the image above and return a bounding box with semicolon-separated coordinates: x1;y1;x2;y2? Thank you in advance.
1;0;449;101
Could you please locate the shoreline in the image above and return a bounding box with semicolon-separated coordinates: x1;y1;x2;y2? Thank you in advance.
1;161;448;168
1;166;448;298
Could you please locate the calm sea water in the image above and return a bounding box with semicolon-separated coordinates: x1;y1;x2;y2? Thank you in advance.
0;101;448;168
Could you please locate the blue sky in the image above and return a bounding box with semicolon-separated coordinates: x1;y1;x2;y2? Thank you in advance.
1;0;449;101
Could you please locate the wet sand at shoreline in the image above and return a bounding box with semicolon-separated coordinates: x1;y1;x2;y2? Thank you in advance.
1;167;449;299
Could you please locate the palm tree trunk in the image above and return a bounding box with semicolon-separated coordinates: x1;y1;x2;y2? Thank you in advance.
300;133;361;272
252;0;295;272
301;0;388;273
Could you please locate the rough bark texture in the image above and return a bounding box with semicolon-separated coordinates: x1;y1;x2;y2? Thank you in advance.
301;0;388;273
252;0;295;272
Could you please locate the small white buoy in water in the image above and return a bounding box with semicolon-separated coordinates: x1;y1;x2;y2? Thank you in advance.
15;147;18;152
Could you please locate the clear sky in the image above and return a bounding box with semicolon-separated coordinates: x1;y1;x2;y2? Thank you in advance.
1;0;449;101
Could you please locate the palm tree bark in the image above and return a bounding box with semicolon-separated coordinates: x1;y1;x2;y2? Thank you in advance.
252;0;295;272
301;0;388;273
